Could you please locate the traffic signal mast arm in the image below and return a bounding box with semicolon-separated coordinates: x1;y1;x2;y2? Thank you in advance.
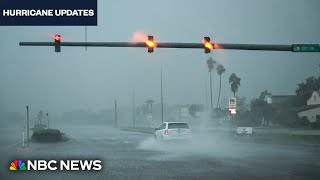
19;41;320;52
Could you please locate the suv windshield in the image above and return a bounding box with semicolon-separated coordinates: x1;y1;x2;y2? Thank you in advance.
168;123;189;129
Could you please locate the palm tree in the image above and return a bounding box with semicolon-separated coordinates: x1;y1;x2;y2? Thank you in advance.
207;57;217;111
229;73;241;97
216;64;226;108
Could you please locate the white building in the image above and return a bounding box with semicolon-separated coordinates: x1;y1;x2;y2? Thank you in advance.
307;91;320;105
297;91;320;123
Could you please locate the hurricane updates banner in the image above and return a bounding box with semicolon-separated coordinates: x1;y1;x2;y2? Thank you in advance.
0;0;97;26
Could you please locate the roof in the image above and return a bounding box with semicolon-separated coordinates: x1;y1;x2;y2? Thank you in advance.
296;104;320;113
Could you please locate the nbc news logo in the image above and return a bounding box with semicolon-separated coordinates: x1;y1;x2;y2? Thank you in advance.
10;159;102;171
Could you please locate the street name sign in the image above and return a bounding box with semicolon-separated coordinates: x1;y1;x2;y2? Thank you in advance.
292;44;320;52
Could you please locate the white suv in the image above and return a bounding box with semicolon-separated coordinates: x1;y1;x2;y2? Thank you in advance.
154;122;192;141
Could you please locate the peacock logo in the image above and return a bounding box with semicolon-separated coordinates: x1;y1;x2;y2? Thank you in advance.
10;160;27;171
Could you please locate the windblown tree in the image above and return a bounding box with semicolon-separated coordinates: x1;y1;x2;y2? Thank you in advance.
207;57;217;110
216;64;226;108
250;90;273;126
259;90;272;101
296;76;320;105
229;73;241;97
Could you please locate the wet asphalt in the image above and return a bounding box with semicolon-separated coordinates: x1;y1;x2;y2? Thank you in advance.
1;125;320;180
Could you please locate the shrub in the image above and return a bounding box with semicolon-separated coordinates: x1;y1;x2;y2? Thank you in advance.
32;129;62;142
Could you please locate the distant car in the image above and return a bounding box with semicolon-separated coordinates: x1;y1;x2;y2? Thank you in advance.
154;122;192;142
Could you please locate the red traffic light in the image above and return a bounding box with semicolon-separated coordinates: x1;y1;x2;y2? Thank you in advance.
54;34;61;53
54;34;61;41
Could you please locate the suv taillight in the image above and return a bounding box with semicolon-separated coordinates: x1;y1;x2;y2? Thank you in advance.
164;129;169;135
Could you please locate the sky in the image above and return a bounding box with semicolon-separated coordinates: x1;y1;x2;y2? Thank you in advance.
1;0;320;116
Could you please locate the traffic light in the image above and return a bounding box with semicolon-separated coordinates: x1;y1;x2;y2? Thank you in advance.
146;35;155;53
54;34;61;53
203;36;213;54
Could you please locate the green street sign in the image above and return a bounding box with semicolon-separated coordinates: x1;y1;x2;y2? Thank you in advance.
293;44;320;52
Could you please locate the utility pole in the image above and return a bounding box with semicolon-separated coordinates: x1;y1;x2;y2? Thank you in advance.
47;113;49;129
22;126;25;148
26;106;29;148
114;100;118;128
161;67;164;123
132;88;136;128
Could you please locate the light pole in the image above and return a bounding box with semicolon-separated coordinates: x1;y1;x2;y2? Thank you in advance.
114;100;118;128
26;106;29;148
47;113;49;129
161;67;164;123
132;88;136;128
22;126;25;148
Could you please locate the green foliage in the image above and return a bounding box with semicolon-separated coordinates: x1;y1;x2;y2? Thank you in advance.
235;97;261;126
249;90;274;125
206;57;216;72
296;76;320;104
216;64;226;76
259;90;272;101
296;116;310;127
229;73;241;97
274;109;300;127
237;97;249;113
236;110;257;126
310;118;320;129
216;64;226;108
32;128;62;142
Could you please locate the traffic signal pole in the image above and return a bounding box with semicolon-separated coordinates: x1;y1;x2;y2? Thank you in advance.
20;42;297;51
19;33;320;54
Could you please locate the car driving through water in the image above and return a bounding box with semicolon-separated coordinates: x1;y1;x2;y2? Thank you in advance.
154;122;192;142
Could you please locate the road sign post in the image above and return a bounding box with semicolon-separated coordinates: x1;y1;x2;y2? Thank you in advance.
147;114;152;127
228;97;237;127
228;97;236;110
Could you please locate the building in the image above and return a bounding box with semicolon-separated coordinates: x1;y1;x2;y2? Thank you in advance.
297;91;320;123
307;91;320;105
265;95;302;112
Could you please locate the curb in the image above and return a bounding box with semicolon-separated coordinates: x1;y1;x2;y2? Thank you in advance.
7;136;76;152
121;128;154;134
33;137;76;151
